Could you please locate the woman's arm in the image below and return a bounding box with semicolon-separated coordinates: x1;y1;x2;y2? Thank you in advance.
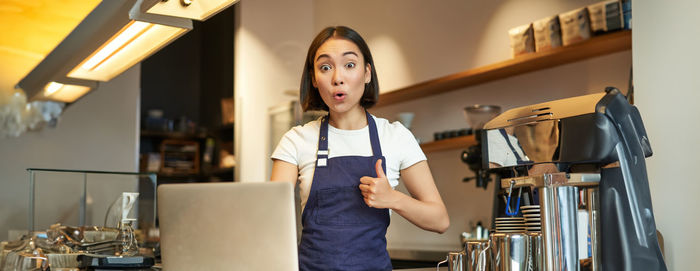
270;159;298;185
359;160;449;233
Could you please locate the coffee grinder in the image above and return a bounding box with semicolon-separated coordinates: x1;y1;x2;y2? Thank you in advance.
481;89;666;271
461;104;501;189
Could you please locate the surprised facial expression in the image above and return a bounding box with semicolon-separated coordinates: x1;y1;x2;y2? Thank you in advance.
312;37;372;114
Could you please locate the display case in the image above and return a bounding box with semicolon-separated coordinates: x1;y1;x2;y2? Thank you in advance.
0;169;158;270
26;168;157;233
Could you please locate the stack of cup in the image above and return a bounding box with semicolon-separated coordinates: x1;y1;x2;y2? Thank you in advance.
521;205;541;232
494;217;525;233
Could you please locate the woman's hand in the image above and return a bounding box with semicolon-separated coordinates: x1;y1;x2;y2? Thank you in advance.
360;159;450;233
359;159;401;209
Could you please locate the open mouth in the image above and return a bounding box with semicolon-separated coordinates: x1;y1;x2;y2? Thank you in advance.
333;92;346;100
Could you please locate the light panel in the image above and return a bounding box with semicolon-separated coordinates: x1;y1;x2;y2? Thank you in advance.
147;0;238;21
67;20;188;82
42;82;92;103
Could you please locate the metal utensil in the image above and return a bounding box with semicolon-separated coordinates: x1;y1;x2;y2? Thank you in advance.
491;232;528;271
465;239;491;271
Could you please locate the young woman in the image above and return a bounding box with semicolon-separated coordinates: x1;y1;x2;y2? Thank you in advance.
271;26;449;271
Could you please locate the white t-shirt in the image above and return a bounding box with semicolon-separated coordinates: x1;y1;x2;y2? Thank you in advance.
271;115;426;212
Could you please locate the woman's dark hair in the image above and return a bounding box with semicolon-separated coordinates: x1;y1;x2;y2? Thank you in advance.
300;26;379;111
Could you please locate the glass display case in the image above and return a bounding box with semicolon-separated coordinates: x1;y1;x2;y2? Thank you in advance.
0;169;158;271
26;168;157;233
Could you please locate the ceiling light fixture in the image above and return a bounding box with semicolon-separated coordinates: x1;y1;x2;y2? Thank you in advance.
16;0;238;104
43;82;93;103
148;0;238;21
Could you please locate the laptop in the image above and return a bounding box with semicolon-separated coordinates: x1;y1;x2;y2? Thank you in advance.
157;182;298;271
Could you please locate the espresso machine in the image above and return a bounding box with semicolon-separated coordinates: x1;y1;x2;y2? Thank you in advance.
478;89;666;271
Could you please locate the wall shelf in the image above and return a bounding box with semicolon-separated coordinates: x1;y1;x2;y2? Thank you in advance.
376;30;631;107
420;135;477;153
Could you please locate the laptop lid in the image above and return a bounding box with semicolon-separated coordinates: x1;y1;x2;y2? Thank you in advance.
158;182;298;271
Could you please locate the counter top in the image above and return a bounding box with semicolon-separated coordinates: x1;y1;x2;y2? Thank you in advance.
389;248;449;262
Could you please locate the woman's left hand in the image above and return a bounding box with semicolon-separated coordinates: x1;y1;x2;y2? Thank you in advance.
359;159;401;209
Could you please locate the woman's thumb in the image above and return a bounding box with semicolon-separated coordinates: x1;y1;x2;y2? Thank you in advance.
375;159;386;178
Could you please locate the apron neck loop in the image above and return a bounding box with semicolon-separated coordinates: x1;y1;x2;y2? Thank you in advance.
317;111;384;158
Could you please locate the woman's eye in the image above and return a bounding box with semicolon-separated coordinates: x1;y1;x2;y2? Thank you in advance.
345;62;356;68
319;64;331;71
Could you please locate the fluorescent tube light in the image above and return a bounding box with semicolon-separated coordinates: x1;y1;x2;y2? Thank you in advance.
81;21;151;71
68;20;188;82
42;82;92;103
44;82;64;96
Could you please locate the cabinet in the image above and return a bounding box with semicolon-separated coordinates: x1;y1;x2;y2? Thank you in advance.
383;30;632;153
138;6;235;182
139;128;234;182
160;139;200;175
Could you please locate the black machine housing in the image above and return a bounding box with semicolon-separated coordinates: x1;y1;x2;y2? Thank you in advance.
481;89;666;271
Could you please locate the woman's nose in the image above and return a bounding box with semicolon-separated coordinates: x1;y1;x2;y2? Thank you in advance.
332;70;344;86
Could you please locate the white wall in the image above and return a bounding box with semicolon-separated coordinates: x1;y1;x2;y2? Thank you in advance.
312;0;630;251
0;65;141;240
236;0;668;256
234;0;314;183
633;0;700;270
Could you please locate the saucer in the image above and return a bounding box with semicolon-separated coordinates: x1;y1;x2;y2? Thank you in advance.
495;229;526;233
521;209;541;214
496;217;525;220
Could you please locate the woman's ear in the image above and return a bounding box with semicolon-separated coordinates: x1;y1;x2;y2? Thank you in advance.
365;63;372;84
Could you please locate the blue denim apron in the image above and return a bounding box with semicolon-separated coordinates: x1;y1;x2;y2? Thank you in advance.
298;111;392;271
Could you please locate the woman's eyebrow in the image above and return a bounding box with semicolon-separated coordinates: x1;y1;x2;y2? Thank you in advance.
315;51;359;62
343;51;359;58
315;54;330;62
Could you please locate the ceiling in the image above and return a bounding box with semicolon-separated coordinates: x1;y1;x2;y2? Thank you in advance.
0;0;100;97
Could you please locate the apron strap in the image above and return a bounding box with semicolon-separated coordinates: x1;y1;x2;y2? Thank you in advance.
317;115;330;167
366;110;383;157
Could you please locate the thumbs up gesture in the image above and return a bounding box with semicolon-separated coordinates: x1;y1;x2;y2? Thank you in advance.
359;159;400;209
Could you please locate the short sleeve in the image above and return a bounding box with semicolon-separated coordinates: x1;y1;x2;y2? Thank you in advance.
487;129;525;167
395;124;427;170
271;129;299;166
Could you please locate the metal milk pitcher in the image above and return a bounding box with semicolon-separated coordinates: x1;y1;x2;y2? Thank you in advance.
465;239;491;271
491;232;529;271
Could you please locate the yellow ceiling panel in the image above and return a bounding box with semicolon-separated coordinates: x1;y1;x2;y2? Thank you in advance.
0;48;40;87
0;0;100;95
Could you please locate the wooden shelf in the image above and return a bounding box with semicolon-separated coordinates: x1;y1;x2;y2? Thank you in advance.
420;135;477;153
376;30;631;107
